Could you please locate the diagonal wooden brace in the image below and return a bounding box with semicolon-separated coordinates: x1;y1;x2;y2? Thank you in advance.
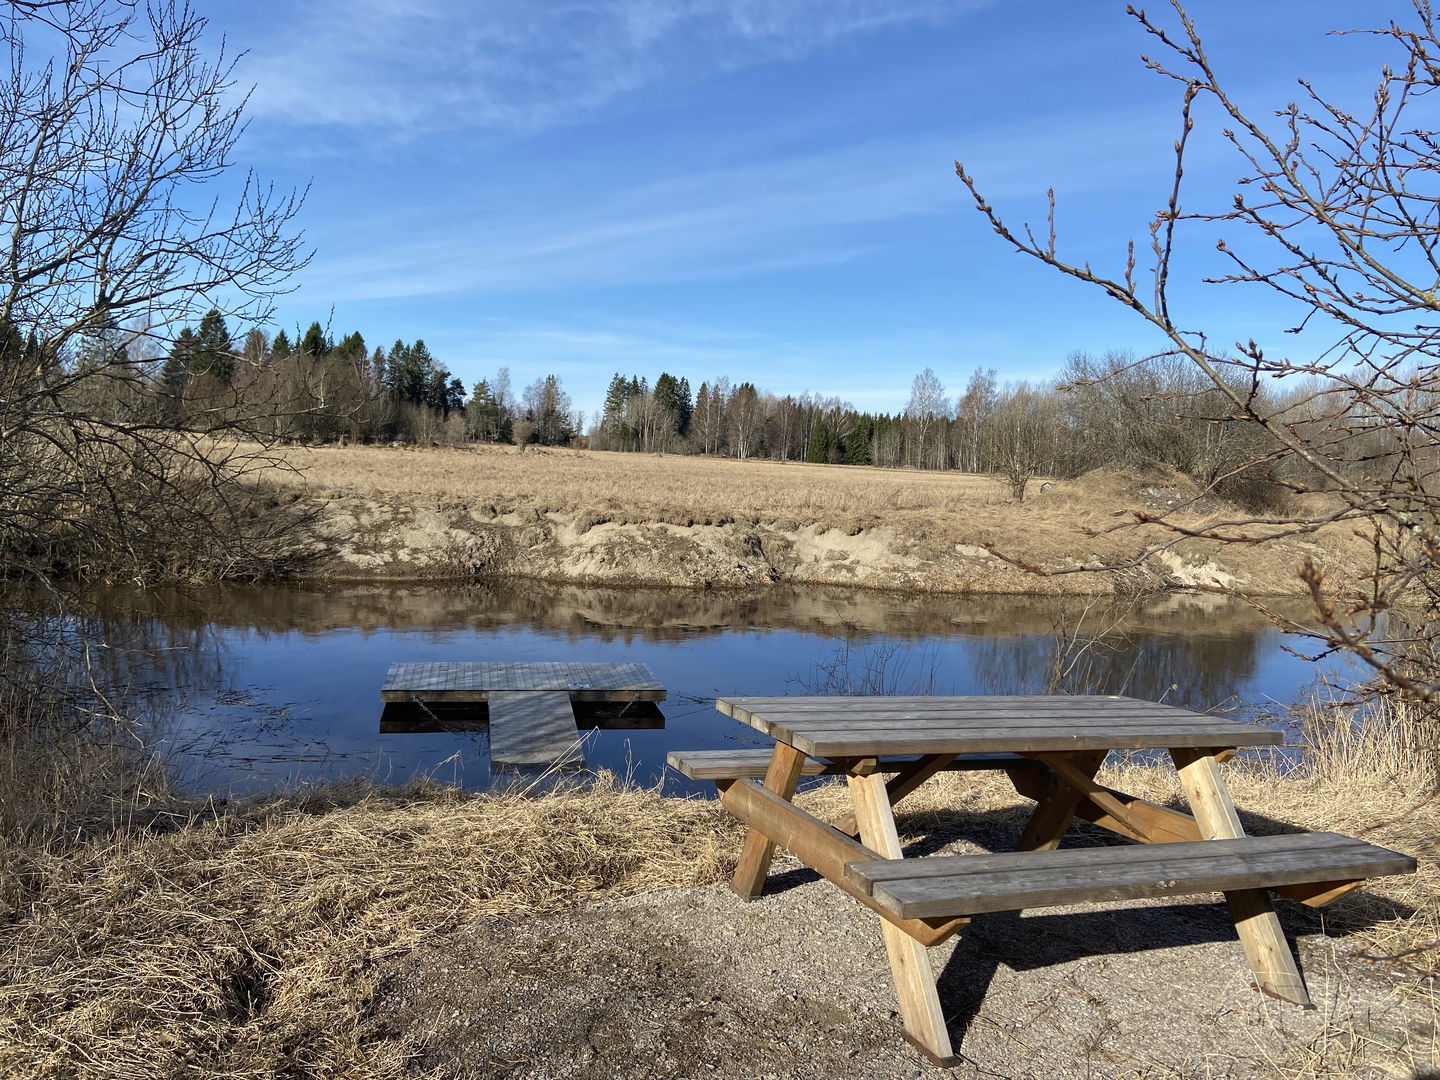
1027;752;1153;842
718;778;968;947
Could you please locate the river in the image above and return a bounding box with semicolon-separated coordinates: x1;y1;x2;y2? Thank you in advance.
73;580;1354;797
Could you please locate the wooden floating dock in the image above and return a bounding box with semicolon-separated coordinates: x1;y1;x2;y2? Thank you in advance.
380;661;666;767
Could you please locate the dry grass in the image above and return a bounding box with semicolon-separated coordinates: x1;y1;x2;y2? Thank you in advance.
253;443;1015;524
0;775;736;1080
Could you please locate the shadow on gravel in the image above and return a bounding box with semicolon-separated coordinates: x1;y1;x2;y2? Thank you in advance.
755;801;1416;1053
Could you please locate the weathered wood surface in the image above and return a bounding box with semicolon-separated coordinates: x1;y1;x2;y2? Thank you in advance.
715;694;1282;756
487;690;581;765
1171;746;1312;1006
382;661;666;702
1005;766;1357;906
666;748;1044;781
729;744;808;901
719;778;966;946
844;832;1416;920
848;770;956;1066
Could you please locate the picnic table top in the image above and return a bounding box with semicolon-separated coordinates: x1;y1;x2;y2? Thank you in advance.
381;661;666;702
714;693;1284;757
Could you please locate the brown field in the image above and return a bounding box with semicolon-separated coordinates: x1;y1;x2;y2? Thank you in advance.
254;442;1014;523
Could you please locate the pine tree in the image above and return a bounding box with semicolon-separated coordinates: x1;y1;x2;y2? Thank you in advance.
468;379;501;441
271;328;292;358
192;308;234;382
162;326;196;390
299;321;329;357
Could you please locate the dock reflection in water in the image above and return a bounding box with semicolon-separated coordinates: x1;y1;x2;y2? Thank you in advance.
54;579;1356;797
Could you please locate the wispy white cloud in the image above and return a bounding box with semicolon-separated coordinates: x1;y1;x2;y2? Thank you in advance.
291;101;1169;304
234;0;982;132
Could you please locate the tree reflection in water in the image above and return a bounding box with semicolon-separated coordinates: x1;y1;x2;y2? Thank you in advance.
42;581;1328;794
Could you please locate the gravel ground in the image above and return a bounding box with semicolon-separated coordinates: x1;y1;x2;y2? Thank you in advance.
375;853;1436;1080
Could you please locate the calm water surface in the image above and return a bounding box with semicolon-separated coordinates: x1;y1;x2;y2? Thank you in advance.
83;581;1352;796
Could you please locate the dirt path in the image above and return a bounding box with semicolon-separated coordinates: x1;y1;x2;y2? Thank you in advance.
377;855;1432;1080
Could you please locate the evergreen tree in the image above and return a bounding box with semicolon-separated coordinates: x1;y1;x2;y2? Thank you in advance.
677;376;693;436
161;326;196;390
333;330;366;361
241;327;269;369
446;377;465;414
805;418;829;464
468;379;502;441
522;373;573;446
271;328;292;358
407;340;437;406
298;321;329;357
192;308;234;382
599;373;632;447
385;340;429;405
0;317;23;370
653;372;689;443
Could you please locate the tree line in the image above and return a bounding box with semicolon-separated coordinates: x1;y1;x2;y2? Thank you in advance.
590;356;1292;504
70;309;1335;505
67;314;579;449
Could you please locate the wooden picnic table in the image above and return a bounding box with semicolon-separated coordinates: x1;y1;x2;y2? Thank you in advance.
669;694;1416;1067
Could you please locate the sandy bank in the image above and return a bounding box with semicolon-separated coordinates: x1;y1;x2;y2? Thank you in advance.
256;447;1362;596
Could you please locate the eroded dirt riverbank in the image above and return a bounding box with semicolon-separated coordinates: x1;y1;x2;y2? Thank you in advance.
258;446;1362;597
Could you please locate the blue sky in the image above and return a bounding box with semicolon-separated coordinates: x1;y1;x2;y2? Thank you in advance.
204;0;1402;421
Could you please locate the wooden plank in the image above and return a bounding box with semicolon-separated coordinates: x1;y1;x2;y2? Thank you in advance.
844;833;1416;920
666;748;1043;781
762;715;1270;733
381;661;666;702
781;726;1279;758
848;771;957;1067
716;696;1284;749
1171;747;1311;1007
724;703;1221;720
720;694;1165;710
1005;770;1373;907
718;778;966;947
487;691;580;765
763;715;1277;731
1029;752;1154;842
730;743;809;900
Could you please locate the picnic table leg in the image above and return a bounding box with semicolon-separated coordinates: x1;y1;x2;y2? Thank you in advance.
1171;747;1312;1008
831;754;959;838
1015;749;1107;851
848;771;956;1067
730;742;808;900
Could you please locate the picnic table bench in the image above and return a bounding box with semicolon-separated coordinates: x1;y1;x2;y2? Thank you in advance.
670;694;1416;1067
